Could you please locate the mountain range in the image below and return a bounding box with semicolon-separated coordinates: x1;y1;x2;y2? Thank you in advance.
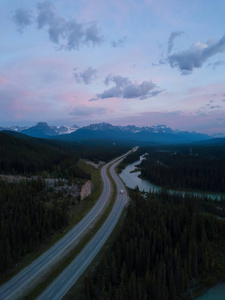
0;122;79;138
0;122;214;144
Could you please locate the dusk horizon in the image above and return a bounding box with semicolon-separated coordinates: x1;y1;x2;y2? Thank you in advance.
1;3;225;296
1;0;225;136
0;121;221;142
0;120;222;138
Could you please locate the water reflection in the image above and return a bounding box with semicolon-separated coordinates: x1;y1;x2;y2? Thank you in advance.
119;156;223;201
119;156;161;193
196;283;225;300
120;156;225;299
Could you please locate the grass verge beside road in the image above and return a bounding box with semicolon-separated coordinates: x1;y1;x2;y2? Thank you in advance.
0;159;102;286
24;160;122;299
62;166;128;300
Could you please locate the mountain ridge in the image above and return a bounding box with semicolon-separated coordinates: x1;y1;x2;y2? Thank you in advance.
56;122;211;144
0;122;79;138
0;121;219;144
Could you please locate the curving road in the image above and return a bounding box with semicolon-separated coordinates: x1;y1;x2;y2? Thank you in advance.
0;153;129;300
36;156;128;300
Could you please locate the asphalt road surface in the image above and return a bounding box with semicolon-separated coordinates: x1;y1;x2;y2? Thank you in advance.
0;153;129;300
36;156;128;300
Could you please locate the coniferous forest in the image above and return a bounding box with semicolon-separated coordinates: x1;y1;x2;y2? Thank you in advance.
0;178;68;274
83;190;225;300
0;131;130;276
140;145;225;193
1;131;225;298
0;132;130;177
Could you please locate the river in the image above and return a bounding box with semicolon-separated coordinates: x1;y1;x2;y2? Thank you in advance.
119;155;225;299
196;283;225;300
119;155;162;193
119;155;223;201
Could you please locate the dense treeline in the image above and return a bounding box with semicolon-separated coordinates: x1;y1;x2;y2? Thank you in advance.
0;132;130;275
0;132;129;178
0;179;68;275
122;150;143;165
117;147;146;173
140;145;225;193
79;140;131;163
83;191;225;300
0;132;79;177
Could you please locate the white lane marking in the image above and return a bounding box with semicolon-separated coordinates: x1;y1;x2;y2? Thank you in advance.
47;291;53;298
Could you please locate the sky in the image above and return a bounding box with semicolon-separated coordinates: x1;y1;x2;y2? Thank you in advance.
1;0;225;136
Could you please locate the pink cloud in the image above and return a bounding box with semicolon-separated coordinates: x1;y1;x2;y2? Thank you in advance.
0;76;9;85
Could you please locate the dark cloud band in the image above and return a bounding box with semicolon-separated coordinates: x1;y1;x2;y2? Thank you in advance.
168;35;225;74
12;1;103;50
12;8;32;32
74;67;97;84
91;74;163;101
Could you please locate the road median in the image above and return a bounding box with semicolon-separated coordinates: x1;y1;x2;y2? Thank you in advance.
23;156;126;299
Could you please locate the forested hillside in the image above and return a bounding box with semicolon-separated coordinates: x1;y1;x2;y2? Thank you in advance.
0;132;70;176
83;190;225;300
139;145;225;193
0;132;129;177
0;132;129;276
0;179;68;275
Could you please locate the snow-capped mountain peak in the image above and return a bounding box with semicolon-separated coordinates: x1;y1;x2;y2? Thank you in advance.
0;123;79;138
0;122;212;143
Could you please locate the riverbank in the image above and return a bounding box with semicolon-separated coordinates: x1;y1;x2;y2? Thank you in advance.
195;282;225;300
119;155;224;200
119;155;225;299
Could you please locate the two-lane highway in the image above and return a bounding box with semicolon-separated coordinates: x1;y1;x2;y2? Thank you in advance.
36;156;128;300
0;153;129;300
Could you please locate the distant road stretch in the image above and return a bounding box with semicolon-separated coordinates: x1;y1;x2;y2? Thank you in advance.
0;152;130;300
36;156;128;300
